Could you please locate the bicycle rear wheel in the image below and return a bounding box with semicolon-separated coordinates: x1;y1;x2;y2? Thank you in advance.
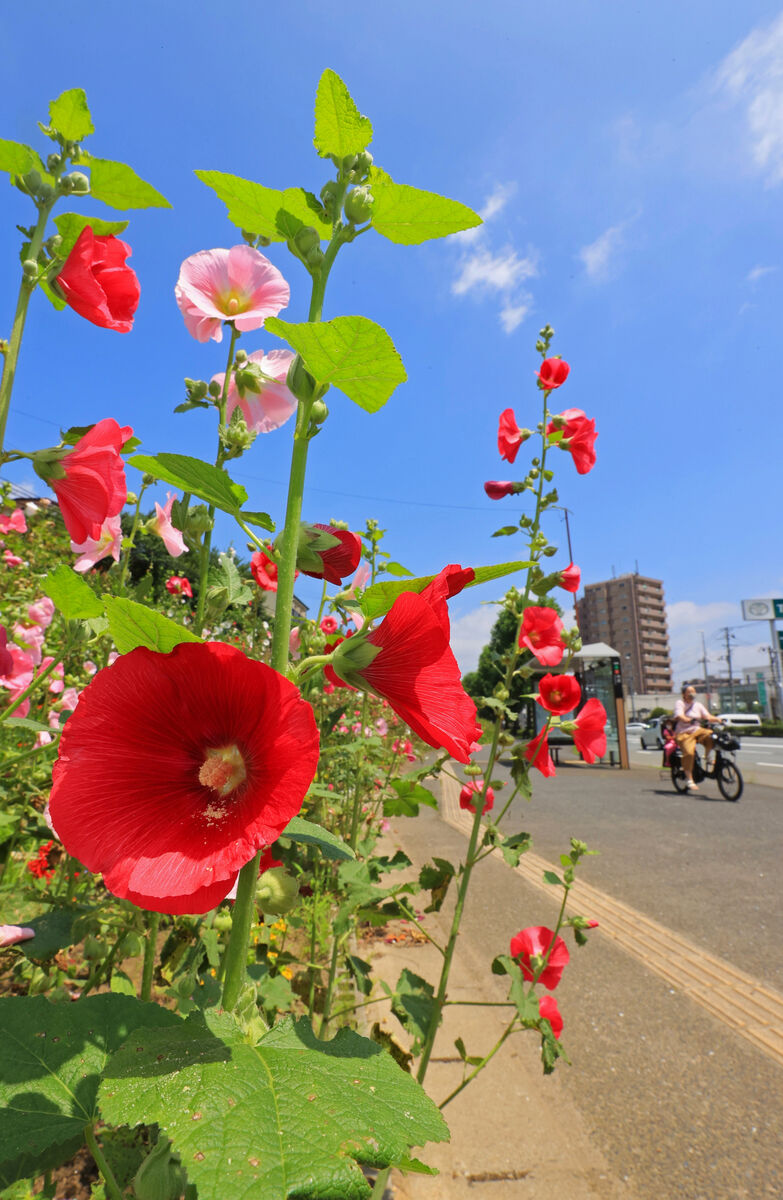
717;761;743;802
671;763;689;793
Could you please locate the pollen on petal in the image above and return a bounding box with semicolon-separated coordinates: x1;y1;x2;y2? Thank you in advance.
199;744;247;796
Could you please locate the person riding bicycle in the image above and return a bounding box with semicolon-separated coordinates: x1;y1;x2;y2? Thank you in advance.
673;684;719;791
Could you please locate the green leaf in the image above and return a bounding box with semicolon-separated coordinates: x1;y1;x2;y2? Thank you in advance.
5;717;52;733
543;870;563;887
53;212;128;259
240;509;275;532
360;559;533;620
103;597;202;655
492;526;519;538
0;139;42;178
283;815;355;862
42;564;103;620
384;561;413;577
499;832;532;868
369;167;481;244
109;971;136;996
18;908;93;962
346;954;374;996
313;69;373;159
418;858;455;913
48;88;94;142
128;453;248;515
0;994;179;1188
390;969;436;1055
194;170;332;241
99;1011;447;1199
265;315;406;413
384;779;438;818
88;157;171;209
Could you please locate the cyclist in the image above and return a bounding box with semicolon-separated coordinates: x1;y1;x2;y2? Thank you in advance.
673;684;719;791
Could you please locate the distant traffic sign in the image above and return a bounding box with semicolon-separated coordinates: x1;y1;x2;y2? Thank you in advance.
742;598;783;620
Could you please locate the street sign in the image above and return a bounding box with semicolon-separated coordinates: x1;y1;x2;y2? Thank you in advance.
778;630;783;653
741;598;783;620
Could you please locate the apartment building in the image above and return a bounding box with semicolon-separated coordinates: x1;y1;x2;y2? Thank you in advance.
575;573;673;693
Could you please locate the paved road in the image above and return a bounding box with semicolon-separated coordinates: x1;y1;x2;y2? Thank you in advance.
628;736;783;789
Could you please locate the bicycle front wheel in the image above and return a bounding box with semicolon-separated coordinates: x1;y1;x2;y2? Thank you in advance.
671;763;689;794
718;761;743;802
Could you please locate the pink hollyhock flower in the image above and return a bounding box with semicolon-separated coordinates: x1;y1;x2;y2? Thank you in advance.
328;565;482;763
557;562;580;593
524;726;556;777
175;246;290;343
35;730;53;748
83;660;98;675
519;606;566;666
459;779;495;814
536;357;570;391
0;924;36;947
58;687;80;712
351;722;362;734
375;717;388;737
0;643;35;716
497;409;529;464
547;408;597;475
47;661;65;694
347;562;371;594
212;349;297;434
55;226;140;333
288;626;301;657
0;627;13;677
539;995;564;1038
510;925;570;990
44;419;132;545
71;514;123;573
12;622;45;666
0;509;26;534
320;616;339;635
569;699;608;763
28;597;55;628
49;642;320;913
149;493;186;557
165;575;192;598
3;551;23;567
537;673;581;716
299;524;363;586
484;480;516;501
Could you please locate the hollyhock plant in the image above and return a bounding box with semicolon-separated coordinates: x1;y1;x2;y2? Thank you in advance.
71;514;123;572
12;621;45;665
0;508;26;534
320;616;339;635
547;408;597;475
393;738;416;762
459;779;495;814
519;606;566;666
48;642;320;913
298;523;362;585
539;995;564;1039
327;565;481;762
536;357;570;391
0;642;35;715
165;575;193;597
55;226;141;333
497;409;529;464
250;549;295;592
0;627;13;677
37;418;132;545
567;698;608;763
557;562;580;593
28;597;55;628
524;726;556;778
175;246;290;343
537;673;581;716
3;551;23;567
484;480;516;501
212;348;297;434
510;925;570;990
149;493;187;557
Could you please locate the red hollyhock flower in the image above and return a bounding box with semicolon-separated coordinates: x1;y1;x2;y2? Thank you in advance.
55;226;140;333
48;642;319;914
484;480;515;501
538;673;581;715
299;524;362;586
328;565;481;763
0;626;13;677
250;549;297;591
524;726;556;777
27;840;56;881
497;409;528;463
459;779;494;814
165;575;192;597
539;995;563;1038
557;562;580;593
536;357;570;391
570;698;607;763
320;616;339;635
547;408;597;475
510;925;570;990
47;419;132;545
519;606;566;666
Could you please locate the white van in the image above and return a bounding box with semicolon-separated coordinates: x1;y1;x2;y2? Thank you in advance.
717;713;762;728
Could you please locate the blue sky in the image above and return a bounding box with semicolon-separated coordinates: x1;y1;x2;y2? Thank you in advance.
2;0;782;685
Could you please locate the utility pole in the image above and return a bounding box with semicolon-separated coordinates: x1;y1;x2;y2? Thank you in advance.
700;631;710;707
722;627;736;710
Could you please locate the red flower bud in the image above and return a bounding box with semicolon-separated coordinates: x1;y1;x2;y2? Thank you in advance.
55;226;140;333
536;357;569;391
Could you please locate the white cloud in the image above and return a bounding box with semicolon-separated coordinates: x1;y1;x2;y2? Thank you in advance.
714;12;783;183
499;301;531;333
449;605;499;674
454;182;517;245
666;598;769;683
450;182;536;334
578;220;629;282
452;246;537;296
746;264;777;283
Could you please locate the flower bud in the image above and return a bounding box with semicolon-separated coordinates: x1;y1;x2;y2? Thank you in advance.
83;935;106;960
213;910;233;932
188;505;213;535
256;867;299;915
341;154;359;174
208;379;222;398
118;931;143;958
133;1135;187;1200
66;171;89;194
46;153;62;173
22;169;42;193
353;150;374;181
344;186;374;224
287;354;318;404
125;491;138;505
22;259;38;280
59;175;74;193
463;762;483;777
498;731;515;747
142;473;156;487
294;226;320;255
320;180;340;218
494;685;509;702
234;349;248;366
305;245;324;270
310;399;329;424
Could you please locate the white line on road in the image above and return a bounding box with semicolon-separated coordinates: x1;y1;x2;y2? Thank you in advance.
757;762;783;769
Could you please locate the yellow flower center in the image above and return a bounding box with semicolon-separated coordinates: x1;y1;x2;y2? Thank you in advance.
199;744;247;797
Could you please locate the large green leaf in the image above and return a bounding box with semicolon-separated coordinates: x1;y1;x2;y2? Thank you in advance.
314;69;373;159
284;816;355;862
265;316;407;413
390;969;436;1056
99;1011;447;1200
369;168;481;244
88;157;171;209
103;597;202;654
53;212;129;259
360;559;534;621
194;170;332;241
128;453;247;515
42;564;103;620
18;908;94;962
383;780;438;818
0;995;179;1189
49;88;94;142
0;139;43;178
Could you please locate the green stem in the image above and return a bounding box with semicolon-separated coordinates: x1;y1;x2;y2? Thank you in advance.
0;737;58;773
318;930;342;1038
141;911;160;1002
221;847;261;1010
118;481;148;592
307;869;322;1020
438;1017;518;1110
0;654;64;725
369;1166;391;1199
348;693;370;849
0;199;57;460
85;1124;124;1200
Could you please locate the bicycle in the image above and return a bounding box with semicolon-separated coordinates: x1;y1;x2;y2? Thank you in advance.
670;725;743;801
